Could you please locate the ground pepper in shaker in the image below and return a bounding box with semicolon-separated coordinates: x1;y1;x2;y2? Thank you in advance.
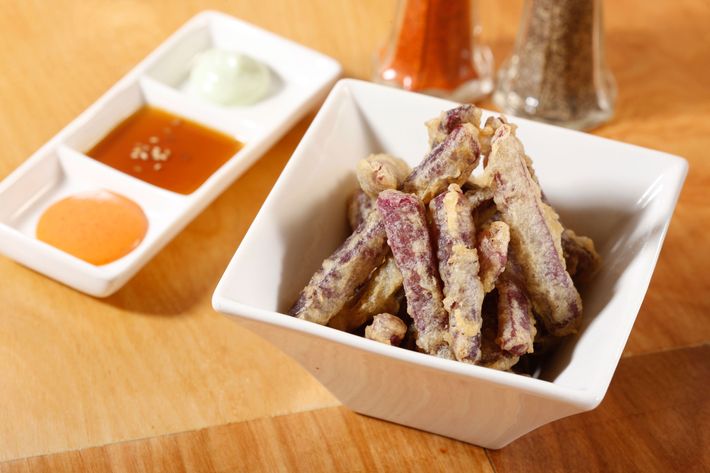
374;0;493;102
493;0;616;130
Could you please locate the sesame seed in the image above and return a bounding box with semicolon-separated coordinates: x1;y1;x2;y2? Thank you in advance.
153;163;162;171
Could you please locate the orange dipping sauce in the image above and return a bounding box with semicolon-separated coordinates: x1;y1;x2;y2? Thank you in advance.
36;190;148;265
87;106;242;195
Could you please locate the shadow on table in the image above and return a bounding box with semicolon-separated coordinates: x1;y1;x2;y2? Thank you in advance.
101;185;251;316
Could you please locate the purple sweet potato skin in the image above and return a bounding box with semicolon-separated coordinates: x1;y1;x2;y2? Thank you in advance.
488;125;582;336
290;210;388;325
430;185;485;363
403;124;481;204
377;190;450;357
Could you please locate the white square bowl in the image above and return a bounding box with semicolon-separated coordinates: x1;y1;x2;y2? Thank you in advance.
212;79;687;448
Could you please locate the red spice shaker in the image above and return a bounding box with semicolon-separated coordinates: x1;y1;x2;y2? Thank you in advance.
374;0;493;102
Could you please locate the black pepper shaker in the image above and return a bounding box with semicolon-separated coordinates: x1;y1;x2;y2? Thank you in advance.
493;0;616;130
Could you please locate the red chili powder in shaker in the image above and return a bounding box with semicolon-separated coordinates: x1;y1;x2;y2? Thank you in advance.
379;0;479;92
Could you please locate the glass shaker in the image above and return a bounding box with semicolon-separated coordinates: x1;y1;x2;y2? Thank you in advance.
493;0;616;130
374;0;493;102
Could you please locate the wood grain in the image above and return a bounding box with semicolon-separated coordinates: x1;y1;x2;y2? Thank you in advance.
488;344;710;473
0;117;342;462
1;345;706;473
0;0;709;470
597;0;710;356
0;408;495;473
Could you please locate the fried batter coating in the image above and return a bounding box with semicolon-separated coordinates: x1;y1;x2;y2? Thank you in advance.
479;116;508;158
430;184;484;363
562;228;601;283
496;253;537;356
477;220;510;293
293;105;599;375
464;184;494;210
365;313;408;346
346;189;375;231
426;104;483;148
479;307;520;371
377;190;451;357
403;123;481;204
487;124;582;336
356;153;411;198
290;210;388;325
328;254;403;332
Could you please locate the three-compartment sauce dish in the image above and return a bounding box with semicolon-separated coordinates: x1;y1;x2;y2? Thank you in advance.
0;10;341;296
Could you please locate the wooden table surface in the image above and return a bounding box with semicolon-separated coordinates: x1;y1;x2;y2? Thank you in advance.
1;1;708;471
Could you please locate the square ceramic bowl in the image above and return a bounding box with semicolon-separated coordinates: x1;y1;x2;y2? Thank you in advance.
0;10;341;296
212;79;687;448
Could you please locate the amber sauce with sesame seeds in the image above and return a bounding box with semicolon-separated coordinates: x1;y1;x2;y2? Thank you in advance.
87;106;242;194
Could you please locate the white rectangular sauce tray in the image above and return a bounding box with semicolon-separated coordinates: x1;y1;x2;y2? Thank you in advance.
0;10;341;296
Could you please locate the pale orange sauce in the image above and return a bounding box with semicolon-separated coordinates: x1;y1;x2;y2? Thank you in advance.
36;190;148;265
87;106;242;195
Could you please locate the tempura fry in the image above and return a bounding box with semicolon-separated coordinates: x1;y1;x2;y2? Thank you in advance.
487;124;582;336
365;313;408;346
477;220;510;293
377;189;451;357
426;104;482;148
479;116;508;158
479;307;520;371
403;123;481;204
328;254;403;332
430;184;484;363
356;153;411;198
346;189;375;231
562;228;601;283
291;105;600;374
495;252;536;356
290;210;388;325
